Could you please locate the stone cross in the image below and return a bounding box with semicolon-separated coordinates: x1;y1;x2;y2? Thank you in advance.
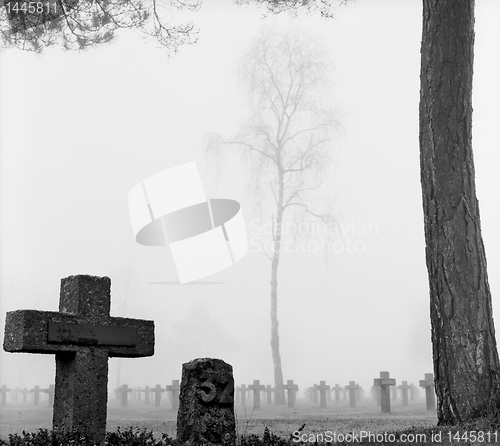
151;384;165;407
166;379;180;411
345;381;360;408
0;385;11;405
419;373;436;410
331;384;342;403
2;275;155;445
117;384;133;407
398;381;411;406
282;380;299;408
42;384;55;407
247;380;265;410
30;385;42;405
265;385;273;405
373;371;396;413
177;358;236;446
316;381;330;408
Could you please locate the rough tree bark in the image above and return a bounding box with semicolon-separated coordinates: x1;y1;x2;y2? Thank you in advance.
419;0;500;424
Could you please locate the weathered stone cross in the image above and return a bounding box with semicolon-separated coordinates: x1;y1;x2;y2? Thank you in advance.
3;275;155;444
373;371;396;413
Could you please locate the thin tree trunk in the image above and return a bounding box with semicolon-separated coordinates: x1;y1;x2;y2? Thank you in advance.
270;164;286;405
419;0;500;424
270;248;285;404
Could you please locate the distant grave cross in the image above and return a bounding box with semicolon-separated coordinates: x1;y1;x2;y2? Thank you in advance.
419;373;436;411
265;385;274;405
2;275;155;444
345;381;360;408
30;385;42;405
398;381;411;406
248;380;266;409
166;379;180;411
331;384;342;403
316;381;330;408
151;384;165;407
117;384;133;407
373;371;396;413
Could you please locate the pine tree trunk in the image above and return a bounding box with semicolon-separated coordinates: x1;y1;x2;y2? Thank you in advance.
419;0;500;424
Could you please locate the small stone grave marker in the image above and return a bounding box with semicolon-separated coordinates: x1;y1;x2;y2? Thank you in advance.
373;371;396;413
166;379;180;411
177;358;236;446
2;275;154;444
419;373;436;410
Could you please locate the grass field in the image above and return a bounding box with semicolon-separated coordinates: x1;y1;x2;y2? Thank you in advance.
0;397;439;442
2;397;500;445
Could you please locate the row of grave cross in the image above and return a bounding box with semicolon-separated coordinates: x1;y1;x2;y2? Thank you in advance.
0;381;182;409
113;381;180;409
2;275;438;445
231;374;435;413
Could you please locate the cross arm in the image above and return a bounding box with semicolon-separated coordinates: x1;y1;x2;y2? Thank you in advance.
3;310;154;358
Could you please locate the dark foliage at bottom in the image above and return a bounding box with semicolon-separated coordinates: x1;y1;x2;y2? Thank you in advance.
0;427;294;446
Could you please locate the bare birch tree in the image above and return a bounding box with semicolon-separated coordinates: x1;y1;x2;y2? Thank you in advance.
251;0;500;423
207;26;339;404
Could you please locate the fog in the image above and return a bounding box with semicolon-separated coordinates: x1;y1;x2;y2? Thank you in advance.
1;0;499;399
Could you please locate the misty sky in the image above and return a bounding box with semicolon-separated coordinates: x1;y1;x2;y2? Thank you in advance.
0;0;499;398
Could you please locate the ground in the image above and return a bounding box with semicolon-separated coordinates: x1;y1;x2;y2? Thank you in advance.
0;396;438;442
